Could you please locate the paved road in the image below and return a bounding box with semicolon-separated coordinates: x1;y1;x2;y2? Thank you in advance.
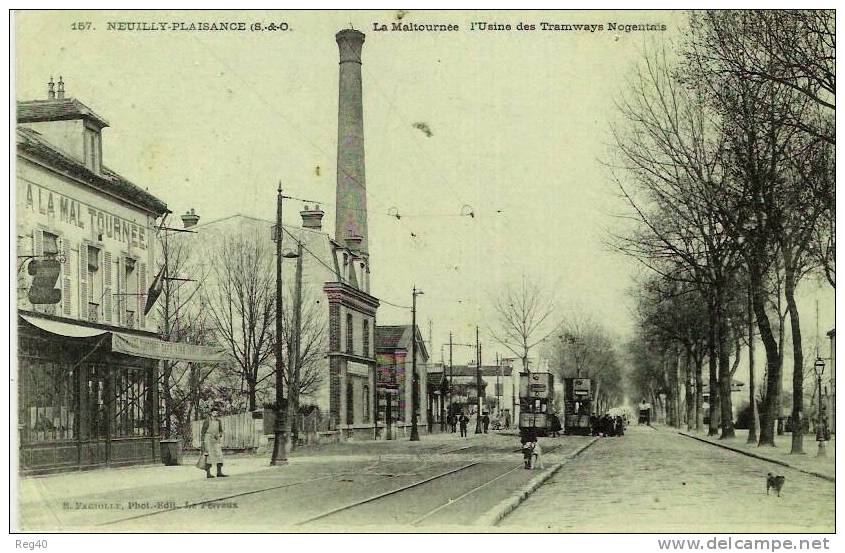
501;425;835;532
19;432;593;531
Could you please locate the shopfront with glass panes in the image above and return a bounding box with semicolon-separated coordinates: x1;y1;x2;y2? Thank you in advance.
17;317;159;474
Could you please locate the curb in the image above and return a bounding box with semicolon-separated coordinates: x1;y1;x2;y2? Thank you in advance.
474;438;600;527
677;432;834;483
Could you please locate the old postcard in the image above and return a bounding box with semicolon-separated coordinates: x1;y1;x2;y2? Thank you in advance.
11;9;835;537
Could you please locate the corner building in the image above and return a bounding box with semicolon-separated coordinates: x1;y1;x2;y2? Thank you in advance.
15;82;169;474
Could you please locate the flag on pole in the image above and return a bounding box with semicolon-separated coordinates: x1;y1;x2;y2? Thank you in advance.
144;265;165;315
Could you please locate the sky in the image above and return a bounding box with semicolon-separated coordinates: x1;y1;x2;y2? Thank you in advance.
14;9;835;371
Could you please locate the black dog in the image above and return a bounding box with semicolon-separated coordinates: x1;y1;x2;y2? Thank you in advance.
766;473;785;497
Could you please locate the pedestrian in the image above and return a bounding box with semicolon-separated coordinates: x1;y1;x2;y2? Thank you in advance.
531;439;544;469
459;412;469;437
549;413;562;438
448;412;456;433
197;408;227;479
590;414;599;436
614;415;625;437
481;412;490;433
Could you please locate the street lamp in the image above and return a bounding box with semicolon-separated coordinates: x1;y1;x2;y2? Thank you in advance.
410;286;424;441
814;357;827;457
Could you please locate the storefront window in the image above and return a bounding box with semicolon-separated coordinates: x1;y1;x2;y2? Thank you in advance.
20;358;76;443
113;367;150;438
86;364;109;440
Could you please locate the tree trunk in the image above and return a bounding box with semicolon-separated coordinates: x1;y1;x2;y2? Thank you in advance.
695;354;704;431
707;293;720;436
717;288;735;439
751;263;781;447
747;287;758;445
685;346;694;431
785;265;805;455
247;373;257;412
675;348;683;428
776;302;786;435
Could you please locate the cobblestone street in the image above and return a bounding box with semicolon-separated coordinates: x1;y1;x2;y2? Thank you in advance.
501;425;835;532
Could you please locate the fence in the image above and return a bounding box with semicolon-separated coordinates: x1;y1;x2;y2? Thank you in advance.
190;412;261;450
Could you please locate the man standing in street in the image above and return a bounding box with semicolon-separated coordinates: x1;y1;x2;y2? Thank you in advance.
198;408;227;478
481;412;490;433
459;412;469;437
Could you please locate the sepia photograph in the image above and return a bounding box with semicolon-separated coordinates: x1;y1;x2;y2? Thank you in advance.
10;8;836;537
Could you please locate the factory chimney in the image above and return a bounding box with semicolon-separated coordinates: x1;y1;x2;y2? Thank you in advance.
334;29;369;253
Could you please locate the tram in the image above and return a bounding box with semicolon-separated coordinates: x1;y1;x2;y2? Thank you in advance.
563;377;593;435
518;372;555;438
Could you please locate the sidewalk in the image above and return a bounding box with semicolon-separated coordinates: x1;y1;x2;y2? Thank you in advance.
676;428;835;481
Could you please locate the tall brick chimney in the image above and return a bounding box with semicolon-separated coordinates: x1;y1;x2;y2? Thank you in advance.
334;29;368;253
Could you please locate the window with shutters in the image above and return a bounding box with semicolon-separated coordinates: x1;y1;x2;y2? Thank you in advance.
87;245;101;322
42;232;59;257
362;384;370;421
84;127;101;174
36;232;60;315
124;258;137;328
362;319;370;357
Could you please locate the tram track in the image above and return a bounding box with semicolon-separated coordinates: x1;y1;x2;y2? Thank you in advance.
97;438;590;529
295;441;574;527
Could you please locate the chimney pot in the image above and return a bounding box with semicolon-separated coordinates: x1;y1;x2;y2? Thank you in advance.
57;76;65;100
300;205;325;231
48;77;55;100
181;208;200;228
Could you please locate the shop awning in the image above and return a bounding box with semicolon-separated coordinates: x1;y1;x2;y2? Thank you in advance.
111;332;227;362
20;314;228;363
21;314;108;338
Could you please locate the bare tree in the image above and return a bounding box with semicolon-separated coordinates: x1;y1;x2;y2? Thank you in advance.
609;44;743;438
686;10;834;450
688;10;834;145
202;232;276;412
154;229;211;437
490;275;561;374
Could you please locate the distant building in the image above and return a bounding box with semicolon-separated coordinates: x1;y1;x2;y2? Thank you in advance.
375;325;429;434
179;208;379;435
427;364;515;423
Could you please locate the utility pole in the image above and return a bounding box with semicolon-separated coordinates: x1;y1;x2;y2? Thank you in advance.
271;183;288;465
410;286;423;441
474;325;482;434
288;240;304;450
448;332;453;423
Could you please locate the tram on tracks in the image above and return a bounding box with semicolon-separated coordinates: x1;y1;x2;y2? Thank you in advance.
518;372;554;438
563;377;593;435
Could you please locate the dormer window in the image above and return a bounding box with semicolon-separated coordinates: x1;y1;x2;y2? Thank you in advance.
84;126;101;173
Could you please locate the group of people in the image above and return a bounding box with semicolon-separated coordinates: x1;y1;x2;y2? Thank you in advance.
590;413;626;437
447;411;498;436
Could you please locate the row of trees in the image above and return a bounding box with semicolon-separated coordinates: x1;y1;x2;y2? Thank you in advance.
154;228;327;440
613;10;834;451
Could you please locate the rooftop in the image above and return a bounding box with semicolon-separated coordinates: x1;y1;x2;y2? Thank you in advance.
17;126;167;215
18;98;109;128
